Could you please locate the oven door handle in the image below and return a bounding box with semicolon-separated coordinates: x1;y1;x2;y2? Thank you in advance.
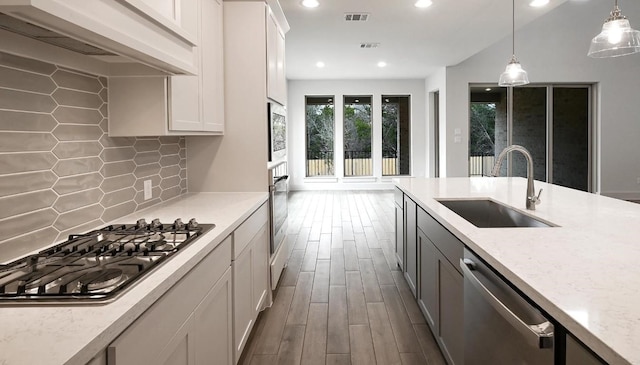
273;175;289;184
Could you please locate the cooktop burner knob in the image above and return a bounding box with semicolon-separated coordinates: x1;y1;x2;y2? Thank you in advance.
136;218;147;229
151;218;162;229
188;218;199;229
174;218;185;230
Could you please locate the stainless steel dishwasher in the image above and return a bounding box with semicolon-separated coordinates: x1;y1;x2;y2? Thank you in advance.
460;248;555;364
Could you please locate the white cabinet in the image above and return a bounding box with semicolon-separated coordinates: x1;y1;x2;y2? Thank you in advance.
232;203;270;364
108;0;224;136
107;237;233;365
266;8;286;105
195;268;233;365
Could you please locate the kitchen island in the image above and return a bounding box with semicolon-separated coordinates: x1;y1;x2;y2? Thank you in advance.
0;192;268;365
395;177;640;365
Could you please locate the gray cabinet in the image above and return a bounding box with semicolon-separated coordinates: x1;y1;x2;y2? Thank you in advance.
394;188;404;270
417;220;463;365
417;229;438;330
566;335;607;365
404;195;418;297
437;250;463;365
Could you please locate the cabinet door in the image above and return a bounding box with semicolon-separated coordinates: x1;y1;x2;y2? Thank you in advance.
404;196;418;297
233;242;254;363
157;313;196;365
201;0;224;132
418;229;438;331
275;27;286;104
195;267;232;365
266;11;278;103
438;253;464;365
252;223;270;313
566;335;606;365
395;203;404;270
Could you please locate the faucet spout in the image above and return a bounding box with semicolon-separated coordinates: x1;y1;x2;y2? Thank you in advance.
490;145;542;210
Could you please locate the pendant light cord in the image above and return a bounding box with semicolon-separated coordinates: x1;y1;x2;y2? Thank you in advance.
512;0;515;57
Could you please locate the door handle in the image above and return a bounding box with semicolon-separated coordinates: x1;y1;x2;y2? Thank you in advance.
460;258;554;349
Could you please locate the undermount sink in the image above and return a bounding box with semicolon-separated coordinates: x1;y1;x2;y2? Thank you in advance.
436;199;556;228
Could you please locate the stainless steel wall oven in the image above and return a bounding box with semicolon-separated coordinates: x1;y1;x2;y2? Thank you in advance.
269;161;288;255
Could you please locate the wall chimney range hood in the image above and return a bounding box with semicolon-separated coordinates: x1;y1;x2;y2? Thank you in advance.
0;0;199;76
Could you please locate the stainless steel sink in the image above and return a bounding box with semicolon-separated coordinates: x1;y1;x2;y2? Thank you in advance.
436;199;555;228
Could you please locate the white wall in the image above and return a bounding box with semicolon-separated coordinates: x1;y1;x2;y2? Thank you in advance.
287;79;426;190
425;67;446;177
442;0;640;199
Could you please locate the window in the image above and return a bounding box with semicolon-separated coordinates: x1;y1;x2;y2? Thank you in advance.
344;96;372;176
382;95;411;176
305;96;335;177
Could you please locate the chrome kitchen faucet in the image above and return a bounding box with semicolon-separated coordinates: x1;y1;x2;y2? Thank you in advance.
491;145;543;210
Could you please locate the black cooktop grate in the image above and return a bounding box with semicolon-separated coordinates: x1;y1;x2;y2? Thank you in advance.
0;219;214;303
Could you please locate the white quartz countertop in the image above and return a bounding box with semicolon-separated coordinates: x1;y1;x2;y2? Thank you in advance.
0;192;268;365
394;177;640;365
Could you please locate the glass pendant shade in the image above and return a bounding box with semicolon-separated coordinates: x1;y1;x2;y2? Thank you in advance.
499;56;530;87
588;18;640;58
499;0;530;86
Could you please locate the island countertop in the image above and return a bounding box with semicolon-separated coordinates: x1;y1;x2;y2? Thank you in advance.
394;177;640;365
0;192;268;365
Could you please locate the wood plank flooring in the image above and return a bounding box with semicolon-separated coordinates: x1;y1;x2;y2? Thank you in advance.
239;191;447;365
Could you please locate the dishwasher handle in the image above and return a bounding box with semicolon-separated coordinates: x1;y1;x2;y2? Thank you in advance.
460;258;554;349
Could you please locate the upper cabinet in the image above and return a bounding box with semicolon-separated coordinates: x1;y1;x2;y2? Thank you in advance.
0;0;199;75
108;0;224;136
266;9;286;105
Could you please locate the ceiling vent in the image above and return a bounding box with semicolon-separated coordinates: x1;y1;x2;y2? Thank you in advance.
360;42;380;49
344;13;369;22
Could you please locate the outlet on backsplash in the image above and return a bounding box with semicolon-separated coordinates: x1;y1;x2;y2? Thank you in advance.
144;180;153;200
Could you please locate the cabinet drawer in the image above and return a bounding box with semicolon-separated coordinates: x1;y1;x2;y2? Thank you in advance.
234;202;269;259
394;187;404;206
418;207;463;273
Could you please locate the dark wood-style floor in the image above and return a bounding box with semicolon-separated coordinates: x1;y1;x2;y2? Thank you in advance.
239;190;447;365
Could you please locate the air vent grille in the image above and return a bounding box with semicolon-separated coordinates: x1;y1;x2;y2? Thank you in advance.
344;13;369;22
360;43;380;49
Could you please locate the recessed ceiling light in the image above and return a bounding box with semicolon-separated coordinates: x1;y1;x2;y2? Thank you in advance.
355;99;360;103
302;0;319;8
377;61;387;68
485;88;492;91
529;0;549;7
414;0;433;8
316;61;325;68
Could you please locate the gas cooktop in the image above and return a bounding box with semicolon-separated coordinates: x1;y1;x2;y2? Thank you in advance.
0;218;214;303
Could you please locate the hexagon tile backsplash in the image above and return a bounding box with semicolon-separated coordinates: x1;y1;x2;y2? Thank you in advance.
0;51;187;262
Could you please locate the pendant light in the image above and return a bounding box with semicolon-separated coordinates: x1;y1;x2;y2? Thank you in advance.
588;0;640;58
499;0;530;87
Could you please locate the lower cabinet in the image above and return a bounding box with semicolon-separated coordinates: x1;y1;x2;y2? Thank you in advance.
565;335;607;365
417;226;463;365
394;188;404;270
232;203;270;364
437;251;463;365
195;268;233;365
404;195;418;297
106;202;270;365
107;237;233;365
417;229;438;330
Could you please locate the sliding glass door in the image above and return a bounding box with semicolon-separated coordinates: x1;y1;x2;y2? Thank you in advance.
469;84;593;192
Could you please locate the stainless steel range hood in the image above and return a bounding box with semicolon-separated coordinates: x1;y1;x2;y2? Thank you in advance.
0;0;198;76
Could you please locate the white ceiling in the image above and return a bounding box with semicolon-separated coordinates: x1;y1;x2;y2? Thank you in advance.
280;0;571;80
